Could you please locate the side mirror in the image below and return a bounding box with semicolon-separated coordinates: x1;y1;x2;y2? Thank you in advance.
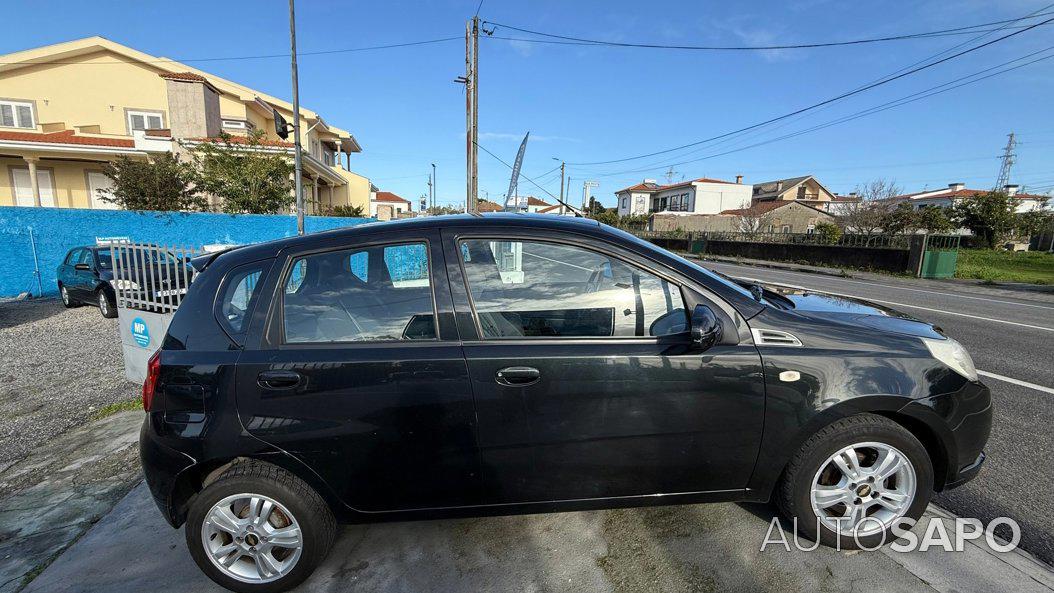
74;263;91;271
691;304;722;351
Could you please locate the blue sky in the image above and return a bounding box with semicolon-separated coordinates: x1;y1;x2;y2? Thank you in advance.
4;0;1054;207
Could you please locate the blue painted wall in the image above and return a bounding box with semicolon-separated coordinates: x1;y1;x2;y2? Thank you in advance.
0;206;374;297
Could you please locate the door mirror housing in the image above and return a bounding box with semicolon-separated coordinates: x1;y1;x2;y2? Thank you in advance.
74;263;91;271
691;304;722;351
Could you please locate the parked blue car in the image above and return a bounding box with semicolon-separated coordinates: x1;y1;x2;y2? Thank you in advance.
56;245;191;318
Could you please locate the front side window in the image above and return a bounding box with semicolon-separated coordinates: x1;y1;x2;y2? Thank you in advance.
0;100;34;129
460;239;687;339
282;242;435;343
127;110;164;131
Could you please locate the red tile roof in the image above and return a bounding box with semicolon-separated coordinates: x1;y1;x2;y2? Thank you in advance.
538;204;564;213
720;201;831;216
617;177;740;194
158;71;209;82
373;191;410;204
475;200;504;212
0;129;135;148
525;196;551;206
905;188;1048;201
832;195;862;202
191;135;294;148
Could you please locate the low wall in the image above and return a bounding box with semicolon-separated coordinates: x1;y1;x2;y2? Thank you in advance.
701;240;911;273
0;206;374;297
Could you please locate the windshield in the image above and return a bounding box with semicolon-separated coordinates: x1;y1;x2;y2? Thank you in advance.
95;248;178;269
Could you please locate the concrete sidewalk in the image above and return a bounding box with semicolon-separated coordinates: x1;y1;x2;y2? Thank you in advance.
22;482;1054;593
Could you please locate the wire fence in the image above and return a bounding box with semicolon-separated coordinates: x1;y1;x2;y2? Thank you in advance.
109;242;199;313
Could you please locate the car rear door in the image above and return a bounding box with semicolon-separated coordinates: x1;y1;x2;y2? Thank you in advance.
234;229;480;512
442;227;765;504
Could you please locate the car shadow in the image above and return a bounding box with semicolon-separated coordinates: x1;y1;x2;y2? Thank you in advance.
0;298;68;330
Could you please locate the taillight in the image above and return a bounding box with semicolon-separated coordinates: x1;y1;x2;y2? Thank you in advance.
143;349;161;412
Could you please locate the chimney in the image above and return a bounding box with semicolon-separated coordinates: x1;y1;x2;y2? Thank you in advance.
164;76;221;139
643;178;657;184
735;174;743;184
948;182;965;192
1004;184;1020;196
776;180;784;192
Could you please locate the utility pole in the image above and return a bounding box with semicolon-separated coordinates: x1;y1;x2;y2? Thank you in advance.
289;0;304;234
427;173;433;215
555;159;566;212
431;162;436;211
459;17;480;213
995;132;1016;190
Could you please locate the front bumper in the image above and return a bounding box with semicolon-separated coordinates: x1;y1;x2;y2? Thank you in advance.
902;379;992;491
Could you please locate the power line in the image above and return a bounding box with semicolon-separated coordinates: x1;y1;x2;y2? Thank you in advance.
0;37;462;65
475;141;566;204
565;11;1054;166
579;46;1054;179
483;12;1054;51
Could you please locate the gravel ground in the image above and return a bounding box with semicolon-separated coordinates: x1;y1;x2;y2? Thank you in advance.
0;298;137;471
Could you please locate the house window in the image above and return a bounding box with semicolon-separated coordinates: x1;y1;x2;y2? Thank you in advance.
0;99;34;129
680;192;690;211
781;225;791;233
127;110;163;132
622;197;628;209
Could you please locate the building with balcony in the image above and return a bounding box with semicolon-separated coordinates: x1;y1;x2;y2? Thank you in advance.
0;37;369;213
614;176;751;216
750;175;838;211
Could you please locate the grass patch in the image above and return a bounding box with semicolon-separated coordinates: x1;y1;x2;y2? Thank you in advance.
90;398;143;420
955;249;1054;285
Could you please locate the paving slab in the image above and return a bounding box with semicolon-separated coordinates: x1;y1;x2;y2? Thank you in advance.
22;482;1054;593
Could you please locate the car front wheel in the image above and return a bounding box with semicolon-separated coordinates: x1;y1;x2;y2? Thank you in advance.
185;461;337;593
776;413;934;549
60;284;78;308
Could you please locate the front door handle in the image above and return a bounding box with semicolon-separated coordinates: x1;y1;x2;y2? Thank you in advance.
496;366;540;386
258;370;302;390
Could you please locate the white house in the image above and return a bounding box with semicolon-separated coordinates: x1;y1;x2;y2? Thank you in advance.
615;176;751;216
369;191;412;218
894;183;1050;213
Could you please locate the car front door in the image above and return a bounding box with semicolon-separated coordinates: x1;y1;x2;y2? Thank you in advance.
71;249;98;299
235;230;481;512
444;228;765;504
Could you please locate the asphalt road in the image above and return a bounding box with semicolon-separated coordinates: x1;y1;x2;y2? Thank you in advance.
704;260;1054;566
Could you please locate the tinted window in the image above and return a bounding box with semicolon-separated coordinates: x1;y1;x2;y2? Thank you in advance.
460;239;687;339
219;265;265;335
282;242;435;343
65;249;82;265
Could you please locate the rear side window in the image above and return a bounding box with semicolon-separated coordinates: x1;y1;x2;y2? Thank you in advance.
219;264;265;335
281;242;436;343
460;239;687;339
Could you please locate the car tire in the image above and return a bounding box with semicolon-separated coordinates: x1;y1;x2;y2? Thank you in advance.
776;413;933;550
59;284;79;308
185;460;337;593
97;289;118;318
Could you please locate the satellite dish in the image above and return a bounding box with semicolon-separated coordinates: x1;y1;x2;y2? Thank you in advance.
254;97;290;139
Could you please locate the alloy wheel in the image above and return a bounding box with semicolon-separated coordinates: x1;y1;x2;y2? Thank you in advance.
98;292;109;316
61;286;70;305
810;441;916;537
201;493;304;584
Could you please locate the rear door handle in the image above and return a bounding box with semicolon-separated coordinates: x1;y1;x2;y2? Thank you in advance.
258;370;302;390
496;366;540;386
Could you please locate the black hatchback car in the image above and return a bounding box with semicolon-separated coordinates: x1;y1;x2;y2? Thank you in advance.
140;214;991;592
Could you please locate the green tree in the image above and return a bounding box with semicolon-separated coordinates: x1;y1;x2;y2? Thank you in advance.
881;202;919;236
190;130;295;214
952;191;1019;249
101;153;207;212
916;206;955;234
1017;208;1053;240
425;205;464;215
590;209;620;227
813;221;842;245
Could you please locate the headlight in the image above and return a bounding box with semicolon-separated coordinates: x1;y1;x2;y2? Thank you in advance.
922;337;977;381
110;279;141;290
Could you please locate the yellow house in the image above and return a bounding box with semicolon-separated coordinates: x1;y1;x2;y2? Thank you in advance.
0;37;370;214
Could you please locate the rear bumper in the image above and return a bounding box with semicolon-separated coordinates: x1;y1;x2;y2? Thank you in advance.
139;414;197;528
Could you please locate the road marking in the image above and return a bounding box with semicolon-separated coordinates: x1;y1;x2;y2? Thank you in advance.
706;263;1054;310
731;276;1054;333
978;370;1054;395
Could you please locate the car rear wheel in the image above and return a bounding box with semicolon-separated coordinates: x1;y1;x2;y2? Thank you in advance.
97;289;117;318
776;413;933;549
185;461;336;593
59;284;79;308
